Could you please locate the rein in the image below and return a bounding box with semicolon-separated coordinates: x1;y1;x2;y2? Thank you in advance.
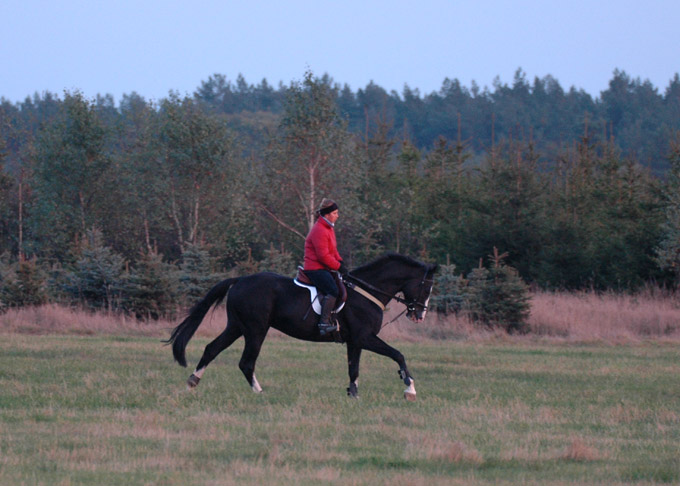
342;275;405;328
342;269;433;318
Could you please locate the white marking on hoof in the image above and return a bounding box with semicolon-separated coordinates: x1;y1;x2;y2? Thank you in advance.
193;367;206;379
404;379;417;401
251;375;263;394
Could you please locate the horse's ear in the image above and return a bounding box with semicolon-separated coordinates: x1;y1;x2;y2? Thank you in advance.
430;263;439;273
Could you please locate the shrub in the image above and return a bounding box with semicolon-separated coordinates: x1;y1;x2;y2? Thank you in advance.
62;229;126;310
464;248;531;333
430;262;466;316
259;243;296;276
0;257;47;309
178;243;225;306
121;251;179;320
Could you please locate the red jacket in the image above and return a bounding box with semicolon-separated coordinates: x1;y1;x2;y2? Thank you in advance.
304;217;342;271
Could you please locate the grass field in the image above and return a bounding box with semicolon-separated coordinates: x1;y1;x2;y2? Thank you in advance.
1;330;679;485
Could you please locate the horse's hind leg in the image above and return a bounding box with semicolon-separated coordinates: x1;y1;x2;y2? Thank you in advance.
238;333;266;393
346;342;362;398
187;323;242;389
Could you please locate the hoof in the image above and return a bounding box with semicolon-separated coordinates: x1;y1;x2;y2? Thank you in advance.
404;379;416;401
251;375;263;394
187;374;200;389
347;382;359;398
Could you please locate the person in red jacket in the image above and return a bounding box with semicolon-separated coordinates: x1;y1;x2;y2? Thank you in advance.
304;198;348;335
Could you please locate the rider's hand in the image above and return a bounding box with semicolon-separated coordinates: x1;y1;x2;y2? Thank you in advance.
338;262;349;276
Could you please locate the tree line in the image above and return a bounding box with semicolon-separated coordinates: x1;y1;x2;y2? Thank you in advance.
195;68;680;175
1;70;679;316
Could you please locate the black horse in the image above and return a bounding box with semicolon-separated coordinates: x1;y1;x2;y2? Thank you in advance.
166;253;437;400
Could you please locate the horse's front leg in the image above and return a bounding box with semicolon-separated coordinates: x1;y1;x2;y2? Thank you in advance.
346;342;362;398
361;334;417;401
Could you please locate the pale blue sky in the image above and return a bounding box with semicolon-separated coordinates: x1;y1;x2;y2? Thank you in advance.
2;0;678;104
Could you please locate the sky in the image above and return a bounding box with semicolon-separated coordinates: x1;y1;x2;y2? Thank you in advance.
1;0;679;104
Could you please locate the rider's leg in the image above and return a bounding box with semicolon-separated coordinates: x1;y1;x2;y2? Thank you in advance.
318;294;337;335
305;270;340;335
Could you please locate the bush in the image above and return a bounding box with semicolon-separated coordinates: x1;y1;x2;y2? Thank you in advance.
430;262;466;316
0;257;47;309
464;248;531;333
259;243;296;276
62;229;126;310
121;251;179;320
178;244;225;307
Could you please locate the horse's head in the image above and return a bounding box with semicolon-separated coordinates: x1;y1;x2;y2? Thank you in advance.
350;253;438;322
401;262;438;323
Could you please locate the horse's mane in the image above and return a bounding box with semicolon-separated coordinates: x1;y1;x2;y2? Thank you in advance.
352;252;431;275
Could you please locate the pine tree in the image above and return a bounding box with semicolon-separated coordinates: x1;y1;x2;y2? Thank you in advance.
259;243;296;276
178;243;223;306
429;258;465;316
235;247;260;277
32;92;112;259
656;136;680;285
464;248;530;333
0;257;47;309
122;251;179;320
421;134;471;264
63;229;126;311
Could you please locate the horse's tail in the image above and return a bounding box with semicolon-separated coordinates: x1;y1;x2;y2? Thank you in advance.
165;278;240;367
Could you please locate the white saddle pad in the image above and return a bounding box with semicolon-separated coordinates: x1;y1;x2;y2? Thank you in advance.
293;279;345;315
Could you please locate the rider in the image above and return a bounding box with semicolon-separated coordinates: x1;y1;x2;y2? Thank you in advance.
304;198;348;335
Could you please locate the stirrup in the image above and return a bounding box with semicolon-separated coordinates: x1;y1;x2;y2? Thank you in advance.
318;321;338;336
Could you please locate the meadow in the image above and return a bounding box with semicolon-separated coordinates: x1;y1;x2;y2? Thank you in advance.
1;292;679;485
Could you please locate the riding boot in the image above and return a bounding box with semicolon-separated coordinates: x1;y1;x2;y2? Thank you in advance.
318;295;337;336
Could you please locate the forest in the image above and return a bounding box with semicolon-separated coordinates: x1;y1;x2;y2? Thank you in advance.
1;69;679;316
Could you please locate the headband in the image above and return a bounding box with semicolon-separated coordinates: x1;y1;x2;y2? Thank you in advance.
319;202;339;216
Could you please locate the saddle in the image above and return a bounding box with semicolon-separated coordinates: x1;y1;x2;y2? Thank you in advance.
294;267;347;315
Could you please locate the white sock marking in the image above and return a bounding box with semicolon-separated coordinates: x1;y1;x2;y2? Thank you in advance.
404;379;416;396
251;375;263;393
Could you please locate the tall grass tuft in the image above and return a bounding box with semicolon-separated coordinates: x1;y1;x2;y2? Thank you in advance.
559;437;601;462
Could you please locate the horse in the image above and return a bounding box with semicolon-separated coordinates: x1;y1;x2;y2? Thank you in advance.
165;252;437;400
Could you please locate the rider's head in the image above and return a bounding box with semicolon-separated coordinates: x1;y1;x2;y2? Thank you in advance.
317;199;339;222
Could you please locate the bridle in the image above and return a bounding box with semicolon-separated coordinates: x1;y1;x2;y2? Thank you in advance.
342;268;434;316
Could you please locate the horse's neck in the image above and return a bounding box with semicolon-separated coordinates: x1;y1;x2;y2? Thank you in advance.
357;267;404;296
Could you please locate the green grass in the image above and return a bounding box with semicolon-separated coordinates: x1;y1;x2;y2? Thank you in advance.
1;334;679;485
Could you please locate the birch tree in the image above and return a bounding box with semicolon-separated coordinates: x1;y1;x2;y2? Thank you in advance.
157;94;239;253
260;71;360;243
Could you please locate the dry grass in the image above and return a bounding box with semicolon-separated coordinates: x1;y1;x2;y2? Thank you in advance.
407;436;484;465
2;289;680;343
383;289;680;343
0;303;227;338
559;437;601;462
527;290;680;342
